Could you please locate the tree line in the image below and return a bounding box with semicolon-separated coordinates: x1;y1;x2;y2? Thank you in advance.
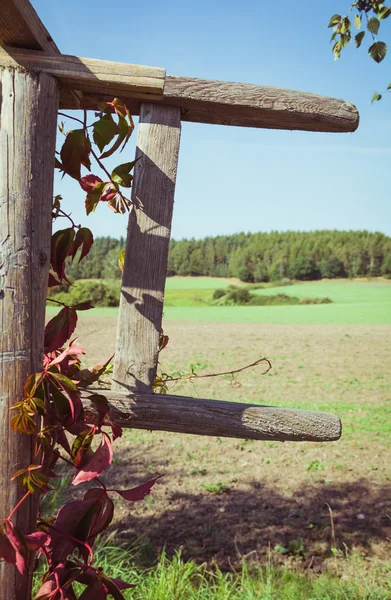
66;230;391;282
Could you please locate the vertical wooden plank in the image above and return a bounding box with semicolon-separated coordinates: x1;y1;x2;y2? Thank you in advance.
113;104;181;392
0;68;59;598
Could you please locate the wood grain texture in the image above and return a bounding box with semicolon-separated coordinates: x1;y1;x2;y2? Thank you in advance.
0;68;59;597
163;76;359;132
63;73;358;133
112;104;181;393
82;389;342;442
0;0;59;52
0;49;166;100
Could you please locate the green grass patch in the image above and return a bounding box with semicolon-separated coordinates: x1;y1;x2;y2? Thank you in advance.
164;288;214;306
162;302;391;325
46;301;391;324
33;545;391;599
252;280;391;304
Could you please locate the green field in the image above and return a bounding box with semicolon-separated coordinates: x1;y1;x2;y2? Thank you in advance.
47;278;391;324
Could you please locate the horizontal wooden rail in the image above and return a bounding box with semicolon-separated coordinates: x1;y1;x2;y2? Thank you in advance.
162;77;359;132
81;389;342;442
0;49;166;100
0;48;358;133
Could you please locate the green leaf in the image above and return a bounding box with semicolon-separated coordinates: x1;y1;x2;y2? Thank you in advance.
333;40;342;60
118;249;125;273
85;181;106;215
340;33;350;49
111;159;138;188
355;31;366;47
49;372;79;392
354;14;361;29
24;373;43;399
371;92;382;102
387;82;391;89
330;30;338;42
93;114;119;153
328;14;341;28
378;6;391;20
340;17;351;35
60;129;91;180
368;41;387;63
367;17;380;35
99;115;131;160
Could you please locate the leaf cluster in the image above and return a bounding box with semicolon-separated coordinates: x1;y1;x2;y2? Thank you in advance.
328;2;391;99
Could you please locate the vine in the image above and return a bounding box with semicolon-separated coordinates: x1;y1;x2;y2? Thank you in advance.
0;100;271;599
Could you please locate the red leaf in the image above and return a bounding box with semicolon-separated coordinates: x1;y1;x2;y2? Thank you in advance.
72;433;113;486
49;384;83;426
70;227;94;264
78;579;107;600
51;498;98;562
47;345;85;368
80;175;103;193
100;182;117;202
24;531;48;551
34;577;57;600
111;422;123;441
113;476;161;502
0;524;18;566
109;577;135;591
81;489;114;544
97;572;135;599
44;307;78;353
60;129;91;180
48;273;61;287
51;228;75;281
4;521;27;574
57;428;71;455
71;301;94;311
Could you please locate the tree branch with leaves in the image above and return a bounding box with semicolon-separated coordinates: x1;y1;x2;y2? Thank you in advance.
329;1;390;100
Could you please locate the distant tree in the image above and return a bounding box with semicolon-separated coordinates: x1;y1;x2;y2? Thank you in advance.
237;266;254;283
253;261;270;282
319;256;346;278
102;247;123;279
289;257;321;281
270;260;287;281
67;231;391;283
381;253;391;276
328;2;390;100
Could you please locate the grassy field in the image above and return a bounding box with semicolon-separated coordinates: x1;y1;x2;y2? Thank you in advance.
44;278;391;597
47;277;391;324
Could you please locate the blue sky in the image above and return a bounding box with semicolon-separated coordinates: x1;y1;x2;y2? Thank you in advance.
33;0;390;239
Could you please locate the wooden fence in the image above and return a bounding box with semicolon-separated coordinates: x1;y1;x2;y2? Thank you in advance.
0;1;358;596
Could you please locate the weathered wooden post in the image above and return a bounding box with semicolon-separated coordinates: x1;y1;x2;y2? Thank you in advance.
112;104;181;392
0;67;59;598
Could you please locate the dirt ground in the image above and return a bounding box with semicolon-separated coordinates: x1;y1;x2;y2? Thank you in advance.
71;317;391;571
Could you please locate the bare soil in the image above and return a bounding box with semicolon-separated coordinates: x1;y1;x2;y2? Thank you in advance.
72;317;391;571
